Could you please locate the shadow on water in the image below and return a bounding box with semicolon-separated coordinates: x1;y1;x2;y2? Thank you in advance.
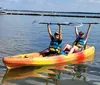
1;63;92;85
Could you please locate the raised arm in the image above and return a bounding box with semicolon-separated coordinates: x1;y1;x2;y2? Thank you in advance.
84;24;92;40
47;24;52;39
75;27;79;38
58;24;62;40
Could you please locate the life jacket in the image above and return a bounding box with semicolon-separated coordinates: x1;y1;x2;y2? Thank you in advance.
49;37;62;54
72;36;85;48
49;37;62;49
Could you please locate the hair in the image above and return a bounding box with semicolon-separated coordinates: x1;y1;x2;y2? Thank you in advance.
54;32;59;35
79;31;84;36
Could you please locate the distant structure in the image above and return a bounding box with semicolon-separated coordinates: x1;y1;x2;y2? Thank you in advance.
0;7;5;14
0;7;1;9
0;8;100;18
0;7;3;11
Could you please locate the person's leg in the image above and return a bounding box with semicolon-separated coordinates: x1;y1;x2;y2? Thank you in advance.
40;48;49;56
61;44;72;51
41;48;49;54
68;46;78;54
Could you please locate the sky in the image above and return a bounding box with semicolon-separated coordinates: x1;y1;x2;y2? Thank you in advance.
0;0;100;12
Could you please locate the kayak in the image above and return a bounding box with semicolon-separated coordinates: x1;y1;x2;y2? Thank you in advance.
3;46;95;70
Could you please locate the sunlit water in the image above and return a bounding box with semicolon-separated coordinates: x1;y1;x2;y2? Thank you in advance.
0;15;100;85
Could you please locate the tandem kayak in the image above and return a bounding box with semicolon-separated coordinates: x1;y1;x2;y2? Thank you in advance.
3;46;95;70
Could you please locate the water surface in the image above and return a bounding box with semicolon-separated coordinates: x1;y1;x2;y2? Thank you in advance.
0;15;100;85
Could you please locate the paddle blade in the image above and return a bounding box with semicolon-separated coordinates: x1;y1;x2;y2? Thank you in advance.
68;22;83;27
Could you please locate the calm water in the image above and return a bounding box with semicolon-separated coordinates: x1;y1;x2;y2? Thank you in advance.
0;15;100;85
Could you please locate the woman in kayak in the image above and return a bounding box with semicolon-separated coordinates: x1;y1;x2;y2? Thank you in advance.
41;23;66;56
61;24;92;54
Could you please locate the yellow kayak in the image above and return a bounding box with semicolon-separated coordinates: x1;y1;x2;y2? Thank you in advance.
3;46;95;70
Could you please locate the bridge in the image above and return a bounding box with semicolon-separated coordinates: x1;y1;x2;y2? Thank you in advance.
0;9;100;18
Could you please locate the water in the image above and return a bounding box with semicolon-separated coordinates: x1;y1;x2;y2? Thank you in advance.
0;15;100;85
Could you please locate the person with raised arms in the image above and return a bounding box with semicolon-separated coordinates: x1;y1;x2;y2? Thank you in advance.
61;24;92;54
41;23;66;56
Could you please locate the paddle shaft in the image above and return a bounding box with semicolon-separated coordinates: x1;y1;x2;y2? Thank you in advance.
39;22;100;25
82;22;100;24
39;22;69;25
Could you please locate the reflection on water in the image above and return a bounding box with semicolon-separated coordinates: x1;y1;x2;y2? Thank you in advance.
2;63;88;85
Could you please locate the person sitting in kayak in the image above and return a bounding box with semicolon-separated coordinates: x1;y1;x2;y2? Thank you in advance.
61;24;92;54
42;23;66;56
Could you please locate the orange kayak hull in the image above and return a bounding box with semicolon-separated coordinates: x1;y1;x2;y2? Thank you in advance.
3;46;95;69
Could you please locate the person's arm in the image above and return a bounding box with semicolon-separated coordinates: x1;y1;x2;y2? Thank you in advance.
47;23;53;40
58;24;62;40
75;27;79;38
84;24;92;40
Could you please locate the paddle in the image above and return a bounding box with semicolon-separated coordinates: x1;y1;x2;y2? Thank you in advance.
39;22;83;27
32;20;100;27
39;22;100;25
